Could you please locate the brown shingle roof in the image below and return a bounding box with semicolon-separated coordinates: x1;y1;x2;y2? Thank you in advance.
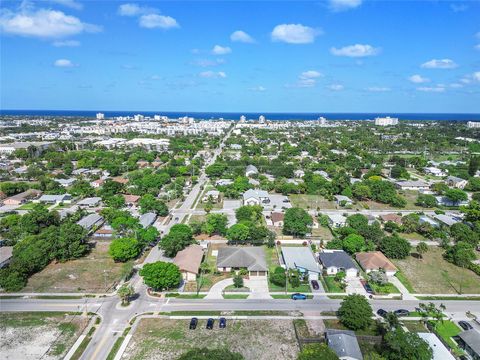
174;245;204;275
356;251;397;272
379;213;402;224
271;212;284;223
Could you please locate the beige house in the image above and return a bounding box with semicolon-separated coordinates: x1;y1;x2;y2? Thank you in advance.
356;251;398;277
174;244;204;281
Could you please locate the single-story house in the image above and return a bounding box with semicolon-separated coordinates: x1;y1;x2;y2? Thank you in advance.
37;194;72;204
139;212;157;228
446;176;468;189
318;250;358;278
112;177;129;185
327;214;347;228
202;190;220;203
417;333;455;360
77;213;104;232
216;179;233;187
395;180;430;191
216;247;268;276
334;195;353;206
3;189;42;206
356;251;398;276
379;213;402;225
325;329;363;360
123;194;140;206
243;189;270;206
419;215;439;228
435;196;469;207
424;167;447;177
281;247;321;280
245;164;259;177
94;225;114;239
54;178;76;187
58;205;79;220
174;244;204;281
77;197;102;208
90;179;105;188
433;214;461;227
294;170;305;178
0;246;13;268
269;212;284;227
314;170;331;181
457;330;480;360
248;178;260;187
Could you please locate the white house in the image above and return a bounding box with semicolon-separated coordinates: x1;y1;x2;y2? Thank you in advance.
243;189;270;206
395;180;430;191
424;167;447;177
446;176;468;189
334;195;353;206
294;170;305;178
318;250;358;278
327;214;347;228
245;165;259;177
202;190;220;203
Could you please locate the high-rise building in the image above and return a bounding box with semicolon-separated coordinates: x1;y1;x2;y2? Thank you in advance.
467;121;480;128
318;117;327;125
259;115;266;123
134;114;144;121
375;116;398;126
240;115;246;122
96;113;105;120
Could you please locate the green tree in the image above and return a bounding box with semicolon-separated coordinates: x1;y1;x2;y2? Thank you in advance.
283;207;313;237
139;194;168;216
117;284;135;306
383;328;432;360
70;180;95;197
109;237;140;262
444;241;476;267
342;234;367;254
416;242;428;259
177;348;243;360
415;194;437;208
297;343;339;360
140;261;181;291
53;223;89;262
160;224;194;257
235;205;263;223
445;189;468;205
226;223;250;244
233;274;244;288
201;213;228;236
379;234;411;259
338;294;373;330
450;222;479;247
269;266;287;287
105;195;126;209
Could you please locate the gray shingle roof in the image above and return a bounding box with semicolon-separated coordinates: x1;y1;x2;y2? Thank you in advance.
77;213;103;230
282;247;320;273
139;212;157;228
326;329;363;360
459;330;480;355
216;247;267;271
319;251;356;270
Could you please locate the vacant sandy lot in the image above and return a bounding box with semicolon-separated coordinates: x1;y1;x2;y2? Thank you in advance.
0;312;87;360
122;319;299;360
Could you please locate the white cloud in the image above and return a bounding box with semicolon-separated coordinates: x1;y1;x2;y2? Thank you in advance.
0;7;101;39
300;70;322;79
330;44;380;57
192;58;225;67
118;3;151;16
417;86;445;93
294;70;323;87
54;58;75;67
139;14;179;29
366;86;391;92
408;74;430;84
421;59;458;69
271;24;321;44
450;3;468;12
449;83;463;88
328;84;344;91
250;85;266;92
199;71;226;79
52;39;80;47
212;45;232;55
329;0;362;12
51;0;83;10
230;30;255;43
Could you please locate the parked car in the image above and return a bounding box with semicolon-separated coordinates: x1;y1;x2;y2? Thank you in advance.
377;309;388;318
291;293;307;300
219;317;227;328
311;280;319;290
206;318;214;330
394;309;410;317
458;321;473;330
189;317;198;330
364;283;373;294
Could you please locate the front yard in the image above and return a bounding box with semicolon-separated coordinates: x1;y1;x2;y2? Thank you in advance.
121;319;299;360
22;240;132;293
392;246;480;294
289;194;336;210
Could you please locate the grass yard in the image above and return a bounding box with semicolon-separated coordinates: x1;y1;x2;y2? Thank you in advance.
321;276;345;293
188;214;207;224
402;321;428;332
400;232;429;241
370;282;400;294
0;312;88;360
323;319;380;336
311;225;334;240
289;194;336;210
392;246;480;294
429;320;464;356
121;319;299;360
22;240;132;293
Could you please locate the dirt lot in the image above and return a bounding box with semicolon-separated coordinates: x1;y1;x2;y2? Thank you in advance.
393;246;480;294
22;240;131;293
0;312;88;360
122;319;299;360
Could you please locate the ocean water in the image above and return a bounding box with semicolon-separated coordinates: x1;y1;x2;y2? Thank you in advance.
1;110;479;121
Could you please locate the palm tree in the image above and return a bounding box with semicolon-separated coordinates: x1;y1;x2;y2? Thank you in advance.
117;284;135;306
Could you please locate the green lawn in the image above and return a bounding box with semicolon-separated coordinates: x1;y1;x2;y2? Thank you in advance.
289;194;336;210
402;321;428;332
323;319;380;336
321;276;345;293
370;282;400;294
223;294;249;299
393;247;480;294
429;320;464;356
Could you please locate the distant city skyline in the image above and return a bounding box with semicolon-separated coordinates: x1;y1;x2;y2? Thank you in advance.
1;0;479;112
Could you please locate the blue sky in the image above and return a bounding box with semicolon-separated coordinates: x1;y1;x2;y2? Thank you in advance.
1;0;479;113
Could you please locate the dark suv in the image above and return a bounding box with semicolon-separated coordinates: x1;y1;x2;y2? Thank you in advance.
189;317;198;330
206;318;214;330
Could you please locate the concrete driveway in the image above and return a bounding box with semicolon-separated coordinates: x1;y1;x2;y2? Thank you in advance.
346;277;367;295
204;278;233;299
245;277;271;299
